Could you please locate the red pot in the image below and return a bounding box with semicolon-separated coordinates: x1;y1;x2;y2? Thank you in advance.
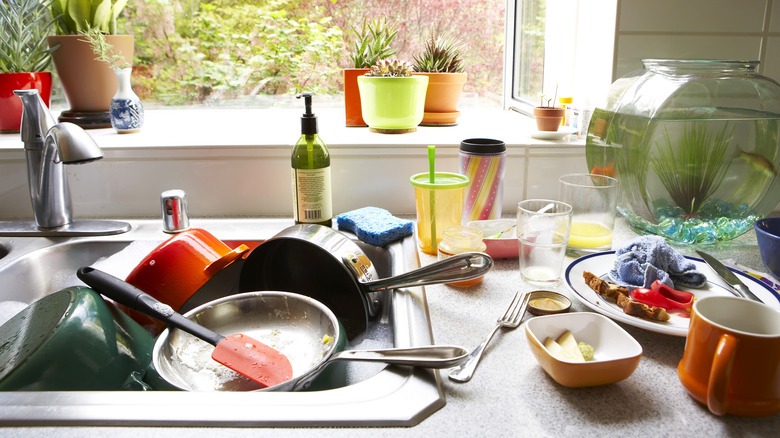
344;68;369;127
0;72;52;133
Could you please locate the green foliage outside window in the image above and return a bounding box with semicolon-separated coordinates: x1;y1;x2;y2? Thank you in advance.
119;0;505;106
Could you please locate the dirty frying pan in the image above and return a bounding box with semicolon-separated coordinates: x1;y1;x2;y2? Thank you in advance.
239;224;493;339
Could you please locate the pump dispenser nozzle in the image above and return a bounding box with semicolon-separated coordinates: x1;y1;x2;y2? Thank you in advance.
296;93;317;135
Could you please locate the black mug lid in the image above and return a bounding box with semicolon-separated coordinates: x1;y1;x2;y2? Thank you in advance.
460;138;506;154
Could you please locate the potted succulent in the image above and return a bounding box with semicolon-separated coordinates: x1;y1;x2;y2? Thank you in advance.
47;0;133;128
533;95;564;131
357;59;429;134
412;29;467;125
344;17;398;127
0;0;57;132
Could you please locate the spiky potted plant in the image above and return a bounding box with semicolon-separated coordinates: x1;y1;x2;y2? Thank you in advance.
47;0;133;128
0;0;57;132
344;17;398;127
412;29;467;125
357;59;429;133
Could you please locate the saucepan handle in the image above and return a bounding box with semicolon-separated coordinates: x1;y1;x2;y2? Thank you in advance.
362;252;493;291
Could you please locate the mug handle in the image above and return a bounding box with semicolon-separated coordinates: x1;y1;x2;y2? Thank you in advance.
707;333;738;415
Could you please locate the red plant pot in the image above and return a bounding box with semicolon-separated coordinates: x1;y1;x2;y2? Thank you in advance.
0;72;52;133
344;68;369;127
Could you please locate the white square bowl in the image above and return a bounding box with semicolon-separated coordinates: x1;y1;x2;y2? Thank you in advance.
525;312;643;387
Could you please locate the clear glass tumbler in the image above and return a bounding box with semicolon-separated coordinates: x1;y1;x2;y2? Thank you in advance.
517;199;572;284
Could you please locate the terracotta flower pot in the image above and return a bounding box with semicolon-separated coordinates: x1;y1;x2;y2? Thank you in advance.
357;75;429;133
0;72;52;133
48;35;134;127
533;107;565;131
413;72;467;125
344;68;369;127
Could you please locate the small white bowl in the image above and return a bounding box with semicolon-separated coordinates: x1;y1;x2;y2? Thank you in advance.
525;312;643;387
467;219;518;259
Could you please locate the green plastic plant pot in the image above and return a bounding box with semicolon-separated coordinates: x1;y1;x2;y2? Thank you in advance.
357;75;429;132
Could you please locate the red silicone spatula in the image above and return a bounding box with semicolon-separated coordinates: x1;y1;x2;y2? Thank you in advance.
77;266;293;388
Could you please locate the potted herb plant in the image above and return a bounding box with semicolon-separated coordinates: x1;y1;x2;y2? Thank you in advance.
47;0;133;128
81;27;143;133
344;17;398;127
0;0;57;132
533;95;564;131
412;29;467;125
357;59;429;134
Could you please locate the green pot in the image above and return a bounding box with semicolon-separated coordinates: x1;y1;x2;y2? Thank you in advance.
357;75;428;132
0;287;154;391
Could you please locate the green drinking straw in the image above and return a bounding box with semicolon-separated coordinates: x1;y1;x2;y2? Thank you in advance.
428;145;437;250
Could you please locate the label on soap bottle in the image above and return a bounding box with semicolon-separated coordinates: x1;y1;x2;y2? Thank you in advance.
291;167;332;223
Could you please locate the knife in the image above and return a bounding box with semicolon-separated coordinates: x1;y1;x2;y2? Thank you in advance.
695;250;763;303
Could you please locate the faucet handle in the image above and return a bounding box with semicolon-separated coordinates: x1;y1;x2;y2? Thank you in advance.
161;189;190;233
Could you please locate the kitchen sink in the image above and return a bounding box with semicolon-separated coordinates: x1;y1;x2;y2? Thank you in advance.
0;219;445;427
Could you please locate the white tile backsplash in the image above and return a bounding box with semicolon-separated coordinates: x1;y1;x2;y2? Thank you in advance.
765;37;780;80
616;35;764;78
619;0;768;33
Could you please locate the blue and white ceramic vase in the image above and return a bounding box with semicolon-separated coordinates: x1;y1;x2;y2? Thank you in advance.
110;67;144;134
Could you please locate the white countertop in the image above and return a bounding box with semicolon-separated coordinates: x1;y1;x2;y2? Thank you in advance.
5;217;778;437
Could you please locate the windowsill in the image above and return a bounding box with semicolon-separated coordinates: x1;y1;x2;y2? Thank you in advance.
0;108;584;152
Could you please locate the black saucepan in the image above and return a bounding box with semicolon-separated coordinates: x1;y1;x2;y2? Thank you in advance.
239;224;493;339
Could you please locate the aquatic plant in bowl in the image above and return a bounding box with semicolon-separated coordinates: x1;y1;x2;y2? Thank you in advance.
585;59;780;244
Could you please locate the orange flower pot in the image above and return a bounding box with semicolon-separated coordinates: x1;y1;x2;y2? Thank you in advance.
414;72;467;125
533;107;565;131
344;68;369;126
48;35;134;112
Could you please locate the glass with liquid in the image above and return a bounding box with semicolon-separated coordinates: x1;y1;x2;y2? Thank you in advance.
517;199;572;284
559;173;619;252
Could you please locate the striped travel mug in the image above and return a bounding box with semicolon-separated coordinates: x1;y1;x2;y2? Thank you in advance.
459;138;507;223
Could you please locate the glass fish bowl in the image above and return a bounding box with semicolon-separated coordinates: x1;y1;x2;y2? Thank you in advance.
585;59;780;244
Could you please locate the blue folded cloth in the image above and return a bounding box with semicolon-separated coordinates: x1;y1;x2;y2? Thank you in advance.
609;235;707;289
336;207;413;247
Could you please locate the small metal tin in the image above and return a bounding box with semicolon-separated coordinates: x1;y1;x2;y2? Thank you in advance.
161;189;190;233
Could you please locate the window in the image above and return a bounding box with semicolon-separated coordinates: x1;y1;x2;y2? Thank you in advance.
105;0;506;109
504;0;617;115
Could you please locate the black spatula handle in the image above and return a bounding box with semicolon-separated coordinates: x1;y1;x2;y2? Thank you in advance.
77;266;224;346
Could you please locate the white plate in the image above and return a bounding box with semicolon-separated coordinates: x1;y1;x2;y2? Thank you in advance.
564;251;780;337
530;127;577;140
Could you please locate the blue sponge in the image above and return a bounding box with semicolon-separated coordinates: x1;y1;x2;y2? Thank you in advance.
336;207;414;247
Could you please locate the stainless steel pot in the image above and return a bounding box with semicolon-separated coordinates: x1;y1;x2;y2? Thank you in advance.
152;291;468;392
238;224;493;338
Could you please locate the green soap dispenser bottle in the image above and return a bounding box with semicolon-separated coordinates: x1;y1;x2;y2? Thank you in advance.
291;93;332;226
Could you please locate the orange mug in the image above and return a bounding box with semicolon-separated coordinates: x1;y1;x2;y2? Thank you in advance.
677;296;780;417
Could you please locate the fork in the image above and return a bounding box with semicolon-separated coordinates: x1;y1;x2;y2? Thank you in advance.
448;291;529;383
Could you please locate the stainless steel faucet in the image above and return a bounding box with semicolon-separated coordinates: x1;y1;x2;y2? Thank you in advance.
0;90;130;236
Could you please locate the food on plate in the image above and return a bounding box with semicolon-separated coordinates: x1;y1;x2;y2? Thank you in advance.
543;330;594;362
583;271;670;322
629;280;694;311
